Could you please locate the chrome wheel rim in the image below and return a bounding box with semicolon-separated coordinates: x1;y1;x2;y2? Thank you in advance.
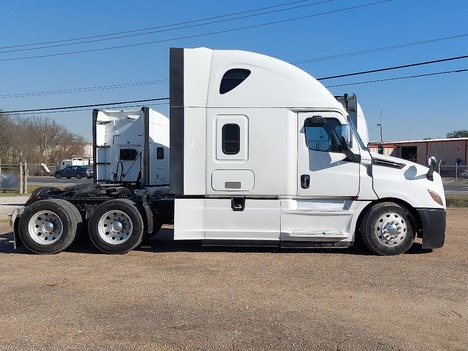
97;210;133;244
376;212;408;247
28;210;63;245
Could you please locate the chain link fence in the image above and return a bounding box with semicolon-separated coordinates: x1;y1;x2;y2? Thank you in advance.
0;163;27;193
439;164;468;181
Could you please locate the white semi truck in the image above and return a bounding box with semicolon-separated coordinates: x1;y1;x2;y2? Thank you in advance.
10;47;446;256
93;107;170;187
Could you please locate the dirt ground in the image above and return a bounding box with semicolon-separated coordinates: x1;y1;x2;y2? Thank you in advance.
0;208;466;351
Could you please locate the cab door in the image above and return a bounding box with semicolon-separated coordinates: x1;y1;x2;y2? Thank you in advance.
297;112;360;197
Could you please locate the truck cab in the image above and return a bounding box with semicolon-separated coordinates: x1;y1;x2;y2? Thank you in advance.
169;47;445;255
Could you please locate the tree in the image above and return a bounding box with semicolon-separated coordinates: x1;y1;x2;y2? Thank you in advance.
0;112;87;165
0;112;22;163
447;130;468;138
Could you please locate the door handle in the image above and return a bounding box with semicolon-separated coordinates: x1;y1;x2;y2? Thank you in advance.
301;174;310;189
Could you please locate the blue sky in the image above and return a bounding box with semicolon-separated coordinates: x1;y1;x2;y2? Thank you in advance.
1;0;467;142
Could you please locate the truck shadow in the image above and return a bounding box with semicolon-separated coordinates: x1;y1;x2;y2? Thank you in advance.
135;228;433;256
0;227;433;256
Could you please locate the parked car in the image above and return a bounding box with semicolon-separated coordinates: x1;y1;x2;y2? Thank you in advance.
54;166;93;179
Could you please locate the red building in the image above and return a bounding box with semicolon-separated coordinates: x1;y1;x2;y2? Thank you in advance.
369;138;468;167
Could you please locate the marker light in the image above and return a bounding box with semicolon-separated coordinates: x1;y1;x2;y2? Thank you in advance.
428;189;444;206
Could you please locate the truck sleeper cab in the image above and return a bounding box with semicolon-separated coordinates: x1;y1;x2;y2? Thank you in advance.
11;47;446;255
170;47;445;256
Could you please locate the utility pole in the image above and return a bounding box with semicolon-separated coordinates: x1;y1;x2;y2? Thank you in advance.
377;109;383;143
377;110;384;154
377;123;383;143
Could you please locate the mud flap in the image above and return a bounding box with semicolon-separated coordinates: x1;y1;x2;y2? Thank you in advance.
9;208;24;249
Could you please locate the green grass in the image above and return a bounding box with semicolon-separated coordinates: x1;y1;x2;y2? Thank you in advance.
0;185;40;196
445;195;468;208
0;184;67;197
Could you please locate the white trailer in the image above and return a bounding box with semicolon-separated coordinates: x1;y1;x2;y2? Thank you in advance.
93;107;170;188
11;47;445;256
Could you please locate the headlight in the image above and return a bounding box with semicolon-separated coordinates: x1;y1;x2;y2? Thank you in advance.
428;189;444;206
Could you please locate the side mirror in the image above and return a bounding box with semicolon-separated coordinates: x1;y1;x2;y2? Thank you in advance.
340;136;360;163
426;156;438;181
340;125;353;150
427;156;437;167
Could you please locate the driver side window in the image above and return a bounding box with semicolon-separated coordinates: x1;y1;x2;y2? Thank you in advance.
304;117;343;152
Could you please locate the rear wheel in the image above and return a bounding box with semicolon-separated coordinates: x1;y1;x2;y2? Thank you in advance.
18;199;79;254
88;199;144;254
360;202;415;255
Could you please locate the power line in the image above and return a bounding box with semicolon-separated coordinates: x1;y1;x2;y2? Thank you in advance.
0;0;314;50
2;54;465;99
3;52;467;115
3;66;466;115
0;0;331;54
2;98;169;114
7;101;171;116
292;33;468;65
0;0;391;62
317;55;468;80
325;68;468;88
0;80;168;99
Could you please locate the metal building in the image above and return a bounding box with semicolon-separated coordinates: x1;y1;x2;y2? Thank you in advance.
369;138;468;176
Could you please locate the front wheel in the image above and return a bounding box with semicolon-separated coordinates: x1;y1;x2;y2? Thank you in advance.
360;202;415;256
18;199;80;254
88;199;144;254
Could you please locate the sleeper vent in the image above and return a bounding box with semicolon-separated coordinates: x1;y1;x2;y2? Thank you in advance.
220;69;251;94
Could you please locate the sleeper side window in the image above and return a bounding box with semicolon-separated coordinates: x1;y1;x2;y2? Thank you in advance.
216;115;248;161
156;147;164;160
304;117;343;152
220;69;251;94
222;124;240;155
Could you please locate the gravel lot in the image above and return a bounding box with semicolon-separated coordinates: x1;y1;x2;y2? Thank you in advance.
0;208;467;351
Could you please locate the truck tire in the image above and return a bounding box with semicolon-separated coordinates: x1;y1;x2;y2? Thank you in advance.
360;202;415;256
55;173;61;179
18;199;79;254
61;200;85;243
88;199;144;254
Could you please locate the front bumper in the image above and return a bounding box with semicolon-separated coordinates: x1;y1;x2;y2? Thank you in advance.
417;208;446;249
